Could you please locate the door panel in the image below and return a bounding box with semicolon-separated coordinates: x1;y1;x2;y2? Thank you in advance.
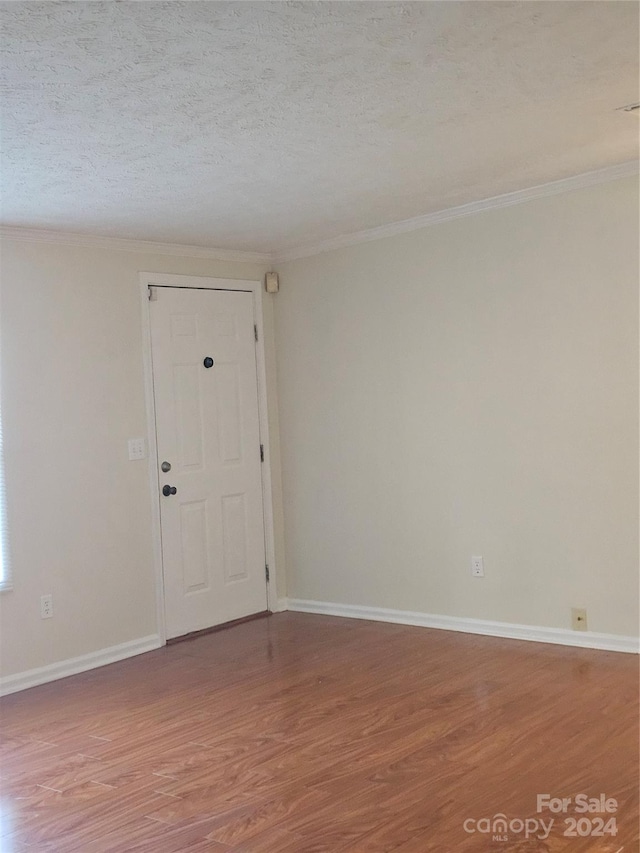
150;287;267;639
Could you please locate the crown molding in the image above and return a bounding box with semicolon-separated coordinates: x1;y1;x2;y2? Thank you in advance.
0;226;273;264
2;161;637;265
274;160;640;263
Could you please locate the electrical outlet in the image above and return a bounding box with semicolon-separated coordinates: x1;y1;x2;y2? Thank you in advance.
128;438;146;461
40;594;53;619
471;556;484;577
571;608;588;631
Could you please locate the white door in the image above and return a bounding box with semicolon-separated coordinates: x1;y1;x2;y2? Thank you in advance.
149;286;267;639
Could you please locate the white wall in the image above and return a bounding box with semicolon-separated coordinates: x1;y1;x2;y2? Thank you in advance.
1;175;636;685
0;240;285;678
275;176;639;638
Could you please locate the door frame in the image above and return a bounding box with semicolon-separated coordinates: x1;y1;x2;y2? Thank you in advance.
139;272;278;644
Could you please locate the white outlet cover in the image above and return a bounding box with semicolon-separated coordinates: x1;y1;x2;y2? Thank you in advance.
471;556;484;577
128;438;146;461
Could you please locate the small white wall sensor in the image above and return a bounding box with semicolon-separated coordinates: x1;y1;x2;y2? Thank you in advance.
265;272;279;293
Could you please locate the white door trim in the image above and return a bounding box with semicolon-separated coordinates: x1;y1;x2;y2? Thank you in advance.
139;272;278;645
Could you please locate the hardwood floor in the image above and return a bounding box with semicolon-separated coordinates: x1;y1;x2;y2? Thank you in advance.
0;613;637;852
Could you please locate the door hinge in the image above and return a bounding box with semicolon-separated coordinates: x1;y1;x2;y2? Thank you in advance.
260;444;264;463
254;324;258;342
148;286;158;302
265;564;270;583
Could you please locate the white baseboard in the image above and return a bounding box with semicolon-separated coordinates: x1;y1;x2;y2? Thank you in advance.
283;599;639;654
0;634;163;697
3;600;634;698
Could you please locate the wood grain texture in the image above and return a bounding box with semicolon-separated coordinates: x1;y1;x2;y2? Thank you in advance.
1;613;637;851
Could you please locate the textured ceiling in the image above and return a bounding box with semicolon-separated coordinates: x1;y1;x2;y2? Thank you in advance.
1;1;638;254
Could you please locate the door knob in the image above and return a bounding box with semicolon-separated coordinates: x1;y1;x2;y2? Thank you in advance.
162;485;177;497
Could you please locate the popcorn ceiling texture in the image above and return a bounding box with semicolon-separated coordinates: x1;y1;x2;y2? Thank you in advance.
1;1;638;253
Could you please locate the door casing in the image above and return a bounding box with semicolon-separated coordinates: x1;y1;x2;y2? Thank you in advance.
139;272;278;644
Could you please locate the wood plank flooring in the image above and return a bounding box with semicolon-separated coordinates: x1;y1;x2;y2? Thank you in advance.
0;613;637;852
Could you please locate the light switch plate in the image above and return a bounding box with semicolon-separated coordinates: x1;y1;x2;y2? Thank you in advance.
128;438;146;461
